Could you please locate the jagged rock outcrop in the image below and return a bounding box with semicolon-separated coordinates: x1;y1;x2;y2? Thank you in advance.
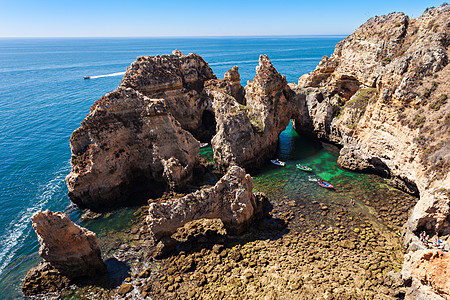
28;210;105;279
293;4;450;237
66;88;199;211
209;55;292;172
401;250;450;299
205;66;245;104
147;166;266;239
119;50;216;140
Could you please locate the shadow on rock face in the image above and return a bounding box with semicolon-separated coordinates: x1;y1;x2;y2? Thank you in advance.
154;198;289;259
73;258;130;289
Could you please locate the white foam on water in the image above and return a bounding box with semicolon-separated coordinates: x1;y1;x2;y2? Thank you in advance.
0;165;70;275
308;176;318;182
89;71;126;79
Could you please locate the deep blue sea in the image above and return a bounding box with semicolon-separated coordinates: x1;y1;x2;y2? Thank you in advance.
0;36;343;298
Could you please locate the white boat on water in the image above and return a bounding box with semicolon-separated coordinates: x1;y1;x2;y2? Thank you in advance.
270;159;285;166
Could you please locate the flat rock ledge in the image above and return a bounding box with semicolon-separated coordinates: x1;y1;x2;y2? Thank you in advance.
147;166;266;240
22;210;106;296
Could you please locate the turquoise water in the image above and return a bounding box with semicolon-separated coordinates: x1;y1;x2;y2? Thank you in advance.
0;37;344;298
255;122;361;194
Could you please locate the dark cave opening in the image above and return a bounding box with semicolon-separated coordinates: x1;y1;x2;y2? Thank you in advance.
197;109;216;142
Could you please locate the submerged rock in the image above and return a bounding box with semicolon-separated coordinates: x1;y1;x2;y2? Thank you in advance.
22;262;70;297
66;88;199;211
147;166;266;239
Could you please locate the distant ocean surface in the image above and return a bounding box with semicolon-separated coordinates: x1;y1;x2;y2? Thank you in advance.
0;36;343;297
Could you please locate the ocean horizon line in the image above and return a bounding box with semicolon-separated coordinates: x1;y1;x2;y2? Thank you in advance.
0;35;349;40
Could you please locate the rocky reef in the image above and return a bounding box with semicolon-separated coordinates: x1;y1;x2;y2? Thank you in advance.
147;166;266;239
23;210;105;296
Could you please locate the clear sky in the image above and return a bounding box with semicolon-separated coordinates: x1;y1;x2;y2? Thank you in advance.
0;0;445;37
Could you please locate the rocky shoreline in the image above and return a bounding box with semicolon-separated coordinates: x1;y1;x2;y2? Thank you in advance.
23;4;449;300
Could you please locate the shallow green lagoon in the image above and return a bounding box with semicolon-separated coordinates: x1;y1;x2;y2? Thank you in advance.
253;123;361;199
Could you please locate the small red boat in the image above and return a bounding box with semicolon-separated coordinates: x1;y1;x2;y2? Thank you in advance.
318;180;334;189
83;75;91;79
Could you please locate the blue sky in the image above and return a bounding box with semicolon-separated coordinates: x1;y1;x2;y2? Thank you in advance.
0;0;445;37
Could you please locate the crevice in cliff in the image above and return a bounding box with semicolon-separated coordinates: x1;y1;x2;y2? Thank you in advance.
194;109;216;142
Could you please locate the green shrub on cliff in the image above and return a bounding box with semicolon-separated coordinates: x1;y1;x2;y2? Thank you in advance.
412;113;426;128
249;115;264;133
344;88;376;129
429;94;447;111
423;81;438;98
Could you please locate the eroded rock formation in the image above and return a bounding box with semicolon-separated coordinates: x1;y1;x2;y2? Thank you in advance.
119;50;216;140
401;250;450;299
26;210;105;283
293;4;450;238
147;166;266;239
66;88;199;211
209;55;292;172
205;65;245;104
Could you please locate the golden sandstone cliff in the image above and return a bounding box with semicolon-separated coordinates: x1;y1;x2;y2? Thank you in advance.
59;4;449;299
293;5;449;240
65;87;200;211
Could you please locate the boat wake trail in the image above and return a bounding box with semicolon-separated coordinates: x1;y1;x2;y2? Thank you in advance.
0;164;70;276
90;71;126;79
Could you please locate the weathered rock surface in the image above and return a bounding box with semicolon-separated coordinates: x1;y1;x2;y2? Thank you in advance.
205;65;245;104
120;50;216;139
171;218;227;242
147;166;266;239
210;55;292;172
23;210;106;295
293;4;450;237
401;250;450;299
66;87;199;211
22;262;70;296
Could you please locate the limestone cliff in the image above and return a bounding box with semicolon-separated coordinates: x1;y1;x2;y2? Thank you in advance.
293;4;450;238
147;166;266;239
209;55;292;172
204;65;245;104
119;50;216;140
66;87;199;211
